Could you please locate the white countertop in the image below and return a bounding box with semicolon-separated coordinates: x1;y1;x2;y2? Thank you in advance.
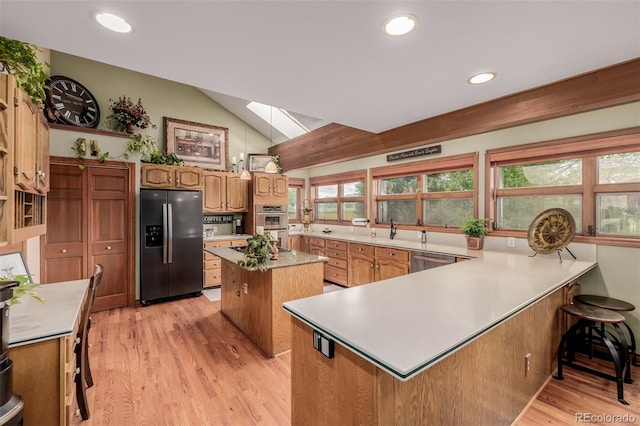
283;251;596;381
9;279;89;348
203;234;252;243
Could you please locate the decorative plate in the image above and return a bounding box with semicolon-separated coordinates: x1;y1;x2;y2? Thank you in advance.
527;208;576;254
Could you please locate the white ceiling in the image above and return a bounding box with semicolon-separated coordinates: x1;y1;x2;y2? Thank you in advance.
1;1;639;140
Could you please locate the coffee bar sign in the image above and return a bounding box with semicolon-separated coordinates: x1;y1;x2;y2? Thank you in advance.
387;145;442;162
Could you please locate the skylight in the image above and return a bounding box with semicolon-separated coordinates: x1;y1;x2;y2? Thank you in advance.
247;101;310;140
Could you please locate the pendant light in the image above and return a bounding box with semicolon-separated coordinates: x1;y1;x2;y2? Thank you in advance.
264;105;278;173
240;104;251;180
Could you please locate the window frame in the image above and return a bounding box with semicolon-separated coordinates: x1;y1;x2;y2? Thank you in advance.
371;153;479;231
287;177;305;223
310;170;366;224
486;127;640;247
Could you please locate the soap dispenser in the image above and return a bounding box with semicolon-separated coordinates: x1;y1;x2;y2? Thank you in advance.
421;230;427;244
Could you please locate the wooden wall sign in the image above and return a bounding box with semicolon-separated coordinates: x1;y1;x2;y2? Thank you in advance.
387;145;442;162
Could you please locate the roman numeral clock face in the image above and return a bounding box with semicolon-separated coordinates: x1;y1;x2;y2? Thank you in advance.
44;76;100;128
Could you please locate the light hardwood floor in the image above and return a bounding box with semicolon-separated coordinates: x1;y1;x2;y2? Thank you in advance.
83;294;638;425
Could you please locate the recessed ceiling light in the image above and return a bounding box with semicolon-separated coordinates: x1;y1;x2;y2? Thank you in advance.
382;14;418;36
468;72;496;85
94;12;133;33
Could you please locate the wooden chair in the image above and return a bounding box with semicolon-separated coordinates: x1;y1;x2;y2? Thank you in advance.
84;264;104;389
76;264;103;420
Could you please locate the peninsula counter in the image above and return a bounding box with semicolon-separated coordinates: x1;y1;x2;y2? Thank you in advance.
283;251;597;425
207;247;327;357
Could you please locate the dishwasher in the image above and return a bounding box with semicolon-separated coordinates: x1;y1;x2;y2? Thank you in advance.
410;251;456;271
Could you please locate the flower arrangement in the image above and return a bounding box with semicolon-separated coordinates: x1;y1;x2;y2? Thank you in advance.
107;96;156;132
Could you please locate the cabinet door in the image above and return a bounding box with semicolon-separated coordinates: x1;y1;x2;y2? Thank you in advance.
290;236;303;251
0;76;14;246
203;172;225;212
36;114;50;193
140;164;173;188
41;164;86;283
14;88;38;191
226;174;248;212
349;252;375;286
272;175;289;200
254;173;272;198
175;166;203;190
376;257;410;282
87;167;130;311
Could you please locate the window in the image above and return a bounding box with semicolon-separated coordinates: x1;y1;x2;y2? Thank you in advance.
288;178;305;222
487;128;640;244
371;153;478;228
310;171;366;223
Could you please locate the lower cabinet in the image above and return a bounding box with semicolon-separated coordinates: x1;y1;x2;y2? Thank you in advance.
203;239;246;288
10;296;84;425
289;235;310;253
324;239;348;286
348;243;410;286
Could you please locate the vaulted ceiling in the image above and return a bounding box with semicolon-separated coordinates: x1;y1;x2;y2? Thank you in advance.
2;1;638;143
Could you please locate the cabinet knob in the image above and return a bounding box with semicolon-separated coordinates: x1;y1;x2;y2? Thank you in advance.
73;408;81;417
371;263;374;268
359;248;363;251
75;367;81;375
106;246;112;250
389;252;395;256
235;291;241;297
176;179;180;184
61;249;67;253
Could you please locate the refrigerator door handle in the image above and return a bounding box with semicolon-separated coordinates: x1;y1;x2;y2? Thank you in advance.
162;203;168;264
168;203;174;264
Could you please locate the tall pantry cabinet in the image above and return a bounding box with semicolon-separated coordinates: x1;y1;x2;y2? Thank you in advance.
41;158;134;311
0;73;49;247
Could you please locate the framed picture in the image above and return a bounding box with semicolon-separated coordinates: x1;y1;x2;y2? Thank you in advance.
0;252;31;282
164;117;229;170
248;154;274;172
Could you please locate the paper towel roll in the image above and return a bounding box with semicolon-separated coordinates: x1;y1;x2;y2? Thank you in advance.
256;226;264;235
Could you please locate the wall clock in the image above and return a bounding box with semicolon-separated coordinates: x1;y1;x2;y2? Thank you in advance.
44;75;100;128
527;208;576;257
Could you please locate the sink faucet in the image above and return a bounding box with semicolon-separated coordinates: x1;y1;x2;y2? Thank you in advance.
390;219;397;239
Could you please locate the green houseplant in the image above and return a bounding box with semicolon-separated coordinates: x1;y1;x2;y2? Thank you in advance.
237;234;275;271
459;217;490;250
0;36;50;104
0;275;45;305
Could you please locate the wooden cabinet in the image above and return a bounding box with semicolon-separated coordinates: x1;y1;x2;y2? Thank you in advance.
204;238;246;288
309;237;325;256
220;258;324;357
375;246;410;281
348;243;409;286
140;164;203;190
11;287;86;425
324;239;348;286
253;172;288;204
289;235;310;253
203;171;248;212
0;73;49;247
42;159;134;311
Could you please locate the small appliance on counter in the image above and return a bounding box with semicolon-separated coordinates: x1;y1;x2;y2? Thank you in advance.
235;219;243;235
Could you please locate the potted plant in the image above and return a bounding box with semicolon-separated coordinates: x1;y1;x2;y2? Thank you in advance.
459;217;490;250
237;233;276;271
0;275;45;305
106;96;156;133
0;36;49;104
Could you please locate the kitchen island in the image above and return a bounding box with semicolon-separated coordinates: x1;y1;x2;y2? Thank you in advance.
207;247;327;357
283;251;597;425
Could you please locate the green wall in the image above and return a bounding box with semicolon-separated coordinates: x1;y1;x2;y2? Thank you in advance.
48;51;271;161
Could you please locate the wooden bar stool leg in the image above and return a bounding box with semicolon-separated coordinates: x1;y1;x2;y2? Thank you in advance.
611;323;633;384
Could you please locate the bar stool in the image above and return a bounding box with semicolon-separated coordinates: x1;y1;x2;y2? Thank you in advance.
574;294;637;367
555;303;630;405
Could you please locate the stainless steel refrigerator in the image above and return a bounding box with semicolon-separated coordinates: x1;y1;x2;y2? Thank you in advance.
140;189;203;305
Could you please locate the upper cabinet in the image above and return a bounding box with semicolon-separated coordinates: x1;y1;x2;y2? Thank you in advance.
0;74;49;247
203;171;248;213
140;164;203;190
253;172;288;205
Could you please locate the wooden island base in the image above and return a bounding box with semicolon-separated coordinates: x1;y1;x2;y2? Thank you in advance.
221;259;324;357
290;288;565;425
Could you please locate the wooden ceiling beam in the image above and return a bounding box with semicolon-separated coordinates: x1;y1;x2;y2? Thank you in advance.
270;58;640;172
